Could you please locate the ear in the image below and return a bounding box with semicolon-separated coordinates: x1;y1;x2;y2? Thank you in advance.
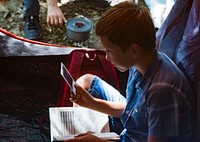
130;44;140;59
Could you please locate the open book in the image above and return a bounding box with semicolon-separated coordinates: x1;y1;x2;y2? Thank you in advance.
49;107;120;142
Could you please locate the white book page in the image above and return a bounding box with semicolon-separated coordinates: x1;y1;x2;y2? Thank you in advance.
49;107;111;142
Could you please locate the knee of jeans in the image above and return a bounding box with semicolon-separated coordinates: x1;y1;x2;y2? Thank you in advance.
76;74;95;90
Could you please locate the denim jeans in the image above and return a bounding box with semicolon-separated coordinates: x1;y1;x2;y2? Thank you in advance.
23;0;40;17
88;76;126;135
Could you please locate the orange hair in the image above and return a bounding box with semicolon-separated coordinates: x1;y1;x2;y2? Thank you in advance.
95;2;156;52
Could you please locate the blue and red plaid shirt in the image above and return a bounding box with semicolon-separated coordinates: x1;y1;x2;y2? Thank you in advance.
120;51;195;142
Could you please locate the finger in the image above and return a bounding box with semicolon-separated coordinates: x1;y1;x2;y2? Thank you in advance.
70;93;79;99
69;98;76;103
75;133;88;137
46;17;52;31
50;17;54;26
58;16;64;27
54;17;59;26
46;16;50;26
55;21;59;26
70;89;74;94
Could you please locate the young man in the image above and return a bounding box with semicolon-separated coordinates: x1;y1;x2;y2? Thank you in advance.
23;0;65;40
65;2;195;142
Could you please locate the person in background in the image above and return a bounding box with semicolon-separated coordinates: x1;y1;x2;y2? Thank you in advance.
65;2;195;142
23;0;65;40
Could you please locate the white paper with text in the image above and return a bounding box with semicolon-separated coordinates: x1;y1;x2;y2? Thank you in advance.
49;107;111;142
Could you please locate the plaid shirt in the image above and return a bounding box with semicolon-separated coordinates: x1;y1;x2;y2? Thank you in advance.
120;51;195;142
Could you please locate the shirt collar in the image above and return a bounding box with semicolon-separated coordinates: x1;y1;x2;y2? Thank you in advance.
138;50;162;93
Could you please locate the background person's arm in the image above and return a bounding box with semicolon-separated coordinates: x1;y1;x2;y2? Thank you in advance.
46;0;65;26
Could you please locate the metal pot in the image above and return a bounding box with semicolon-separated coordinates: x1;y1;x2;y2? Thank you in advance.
65;16;93;42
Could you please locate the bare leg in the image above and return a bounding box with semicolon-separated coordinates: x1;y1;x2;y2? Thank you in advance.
76;74;95;90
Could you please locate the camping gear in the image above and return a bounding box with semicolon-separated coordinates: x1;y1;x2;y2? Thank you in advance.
65;16;93;42
0;28;128;141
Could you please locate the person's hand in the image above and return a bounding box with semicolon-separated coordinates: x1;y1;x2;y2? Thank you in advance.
64;132;109;142
47;5;66;27
70;84;95;108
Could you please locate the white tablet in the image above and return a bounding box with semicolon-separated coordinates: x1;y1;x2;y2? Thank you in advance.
60;62;76;95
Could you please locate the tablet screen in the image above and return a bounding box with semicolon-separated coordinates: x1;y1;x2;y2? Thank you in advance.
60;62;76;95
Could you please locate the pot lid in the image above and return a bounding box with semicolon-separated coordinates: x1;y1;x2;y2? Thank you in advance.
66;16;93;32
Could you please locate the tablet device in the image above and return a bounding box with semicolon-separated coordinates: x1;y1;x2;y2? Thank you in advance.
60;62;76;95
